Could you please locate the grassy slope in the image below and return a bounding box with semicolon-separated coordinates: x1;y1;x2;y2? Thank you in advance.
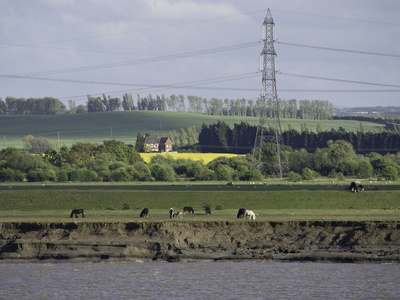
1;183;399;222
0;110;383;149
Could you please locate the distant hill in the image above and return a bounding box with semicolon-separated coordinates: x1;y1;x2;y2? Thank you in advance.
0;110;384;150
335;106;400;116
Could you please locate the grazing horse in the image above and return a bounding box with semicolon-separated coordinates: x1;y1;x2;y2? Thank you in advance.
204;206;211;215
169;208;174;219
349;182;359;192
70;209;85;218
245;210;256;220
175;211;184;218
358;184;365;191
140;208;149;218
183;206;195;214
237;208;246;219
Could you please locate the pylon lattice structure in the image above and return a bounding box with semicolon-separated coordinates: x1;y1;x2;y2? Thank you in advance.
251;8;289;179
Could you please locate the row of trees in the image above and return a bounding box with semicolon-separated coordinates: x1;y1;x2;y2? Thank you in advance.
84;94;335;120
1;93;334;120
1;138;399;183
0;97;67;115
0;141;263;183
198;121;400;154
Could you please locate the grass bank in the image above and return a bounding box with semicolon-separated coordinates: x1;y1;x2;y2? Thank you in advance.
1;183;399;222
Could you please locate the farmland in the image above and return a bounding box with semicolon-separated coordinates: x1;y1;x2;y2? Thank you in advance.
0;110;384;150
140;152;245;164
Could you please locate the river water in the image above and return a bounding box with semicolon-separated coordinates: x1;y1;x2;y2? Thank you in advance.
1;261;399;299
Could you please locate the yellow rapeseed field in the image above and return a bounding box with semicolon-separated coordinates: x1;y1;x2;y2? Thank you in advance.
140;152;245;164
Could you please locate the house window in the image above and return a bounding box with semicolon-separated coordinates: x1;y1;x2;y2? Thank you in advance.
167;145;171;148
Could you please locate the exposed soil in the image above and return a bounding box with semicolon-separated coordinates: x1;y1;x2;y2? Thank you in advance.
1;221;399;263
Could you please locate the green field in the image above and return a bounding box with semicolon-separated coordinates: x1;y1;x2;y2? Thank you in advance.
1;182;399;223
0;110;383;149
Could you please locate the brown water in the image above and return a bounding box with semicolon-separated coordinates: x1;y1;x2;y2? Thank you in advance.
1;261;399;299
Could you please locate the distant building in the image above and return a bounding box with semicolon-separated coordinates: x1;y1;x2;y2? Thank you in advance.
144;136;173;152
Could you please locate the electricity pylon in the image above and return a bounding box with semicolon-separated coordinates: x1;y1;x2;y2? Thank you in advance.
251;8;288;179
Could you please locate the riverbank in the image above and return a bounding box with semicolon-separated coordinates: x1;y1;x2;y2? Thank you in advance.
1;221;399;263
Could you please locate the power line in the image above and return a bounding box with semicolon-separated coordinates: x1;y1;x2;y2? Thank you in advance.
279;72;400;88
12;41;261;77
277;41;400;58
272;9;400;26
0;10;264;49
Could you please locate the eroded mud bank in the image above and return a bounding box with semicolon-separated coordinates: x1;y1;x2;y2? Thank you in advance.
1;221;399;263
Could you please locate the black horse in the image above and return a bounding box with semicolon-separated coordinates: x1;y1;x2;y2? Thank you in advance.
237;208;246;219
204;206;211;215
70;209;85;218
140;208;149;218
183;206;195;214
349;182;359;192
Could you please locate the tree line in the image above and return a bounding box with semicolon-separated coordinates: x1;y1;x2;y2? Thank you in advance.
198;121;400;155
1;93;334;120
0;140;263;183
1;137;398;183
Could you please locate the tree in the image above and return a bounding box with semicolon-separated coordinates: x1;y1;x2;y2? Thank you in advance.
68;142;97;164
68;100;77;114
23;135;53;154
313;140;357;176
179;128;187;147
187;126;198;146
135;132;145;152
76;104;87;113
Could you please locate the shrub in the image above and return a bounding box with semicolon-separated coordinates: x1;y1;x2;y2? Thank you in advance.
214;164;233;181
150;164;174;181
110;167;132;182
57;169;69;182
288;171;302;182
26;169;49;182
301;168;315;180
0;168;24;182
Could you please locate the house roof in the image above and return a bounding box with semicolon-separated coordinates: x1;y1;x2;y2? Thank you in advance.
144;136;172;144
144;137;160;144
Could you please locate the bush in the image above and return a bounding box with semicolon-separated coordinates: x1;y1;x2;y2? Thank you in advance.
57;169;69;182
288;171;302;182
0;168;24;182
337;172;345;181
214;165;233;181
110;167;132;182
26;169;49;182
150;164;174;181
301;168;315;180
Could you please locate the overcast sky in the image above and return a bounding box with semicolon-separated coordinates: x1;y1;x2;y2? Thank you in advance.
1;0;399;109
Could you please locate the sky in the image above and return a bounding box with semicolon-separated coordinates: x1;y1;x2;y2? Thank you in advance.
1;0;399;109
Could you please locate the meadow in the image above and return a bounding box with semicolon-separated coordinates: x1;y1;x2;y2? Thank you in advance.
0;110;383;149
1;182;399;223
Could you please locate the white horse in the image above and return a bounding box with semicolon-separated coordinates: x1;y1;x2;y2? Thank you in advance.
175;211;184;218
245;210;256;220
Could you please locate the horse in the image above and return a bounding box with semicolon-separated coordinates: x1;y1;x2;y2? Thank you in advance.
349;181;359;192
70;209;85;218
183;206;195;214
175;211;184;218
169;208;174;219
204;206;211;215
358;184;365;191
237;208;246;219
245;210;256;220
140;208;149;218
